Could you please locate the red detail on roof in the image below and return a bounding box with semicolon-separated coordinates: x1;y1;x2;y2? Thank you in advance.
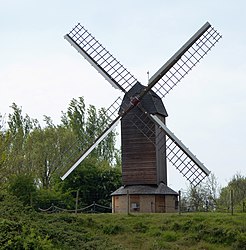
130;96;140;106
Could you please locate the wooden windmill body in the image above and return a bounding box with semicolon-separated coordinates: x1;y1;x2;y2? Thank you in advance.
120;82;168;186
61;22;221;213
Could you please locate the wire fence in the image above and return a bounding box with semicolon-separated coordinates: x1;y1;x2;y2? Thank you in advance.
36;188;245;215
178;189;246;215
178;204;246;213
38;201;111;214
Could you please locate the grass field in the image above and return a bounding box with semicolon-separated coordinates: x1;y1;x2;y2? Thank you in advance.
1;195;246;250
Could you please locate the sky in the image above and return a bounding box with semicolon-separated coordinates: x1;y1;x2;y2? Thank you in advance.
1;0;246;191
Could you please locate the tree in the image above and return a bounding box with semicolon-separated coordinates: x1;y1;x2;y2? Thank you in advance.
26;119;76;189
61;157;122;206
8;174;37;206
0;114;10;186
96;107;116;163
203;173;220;210
218;173;246;210
0;104;39;186
59;97;118;176
186;184;207;211
58;98;120;207
67;97;86;142
8;103;40;174
183;173;220;211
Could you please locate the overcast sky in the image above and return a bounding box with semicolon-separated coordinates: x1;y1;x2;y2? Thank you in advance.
1;0;245;190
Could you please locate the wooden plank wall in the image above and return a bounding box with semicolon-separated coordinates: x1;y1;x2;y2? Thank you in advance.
121;108;157;185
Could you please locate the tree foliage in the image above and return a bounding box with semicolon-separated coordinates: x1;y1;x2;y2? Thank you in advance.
0;97;121;209
181;173;220;212
217;173;246;210
62;158;121;206
8;174;37;205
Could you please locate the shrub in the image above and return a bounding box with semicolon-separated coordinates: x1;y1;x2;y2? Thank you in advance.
234;233;246;250
13;229;52;249
0;220;53;250
133;221;149;233
162;231;178;242
34;188;74;210
197;227;237;244
8;174;36;206
103;224;124;235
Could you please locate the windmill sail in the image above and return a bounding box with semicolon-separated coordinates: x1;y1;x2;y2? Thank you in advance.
64;23;137;93
138;22;221;99
150;114;210;187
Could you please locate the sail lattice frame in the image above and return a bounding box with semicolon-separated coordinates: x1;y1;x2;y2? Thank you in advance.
65;23;137;92
166;137;207;187
153;26;222;98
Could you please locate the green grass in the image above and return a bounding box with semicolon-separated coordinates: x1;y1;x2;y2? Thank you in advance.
0;196;246;249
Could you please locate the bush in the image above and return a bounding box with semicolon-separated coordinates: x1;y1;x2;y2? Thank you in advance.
197;227;238;244
0;192;27;218
162;231;178;242
8;174;37;206
34;188;74;210
8;227;53;250
133;221;149;233
103;224;124;235
0;219;53;250
234;233;246;250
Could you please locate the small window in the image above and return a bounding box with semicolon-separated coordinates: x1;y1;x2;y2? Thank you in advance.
131;202;140;212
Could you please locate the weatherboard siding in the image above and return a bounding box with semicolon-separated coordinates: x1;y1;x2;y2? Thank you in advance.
121;109;157;185
121;108;167;185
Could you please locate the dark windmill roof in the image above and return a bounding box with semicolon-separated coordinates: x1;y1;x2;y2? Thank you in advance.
119;82;168;117
111;183;178;196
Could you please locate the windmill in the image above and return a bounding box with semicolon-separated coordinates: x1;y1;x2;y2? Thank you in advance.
61;22;221;213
